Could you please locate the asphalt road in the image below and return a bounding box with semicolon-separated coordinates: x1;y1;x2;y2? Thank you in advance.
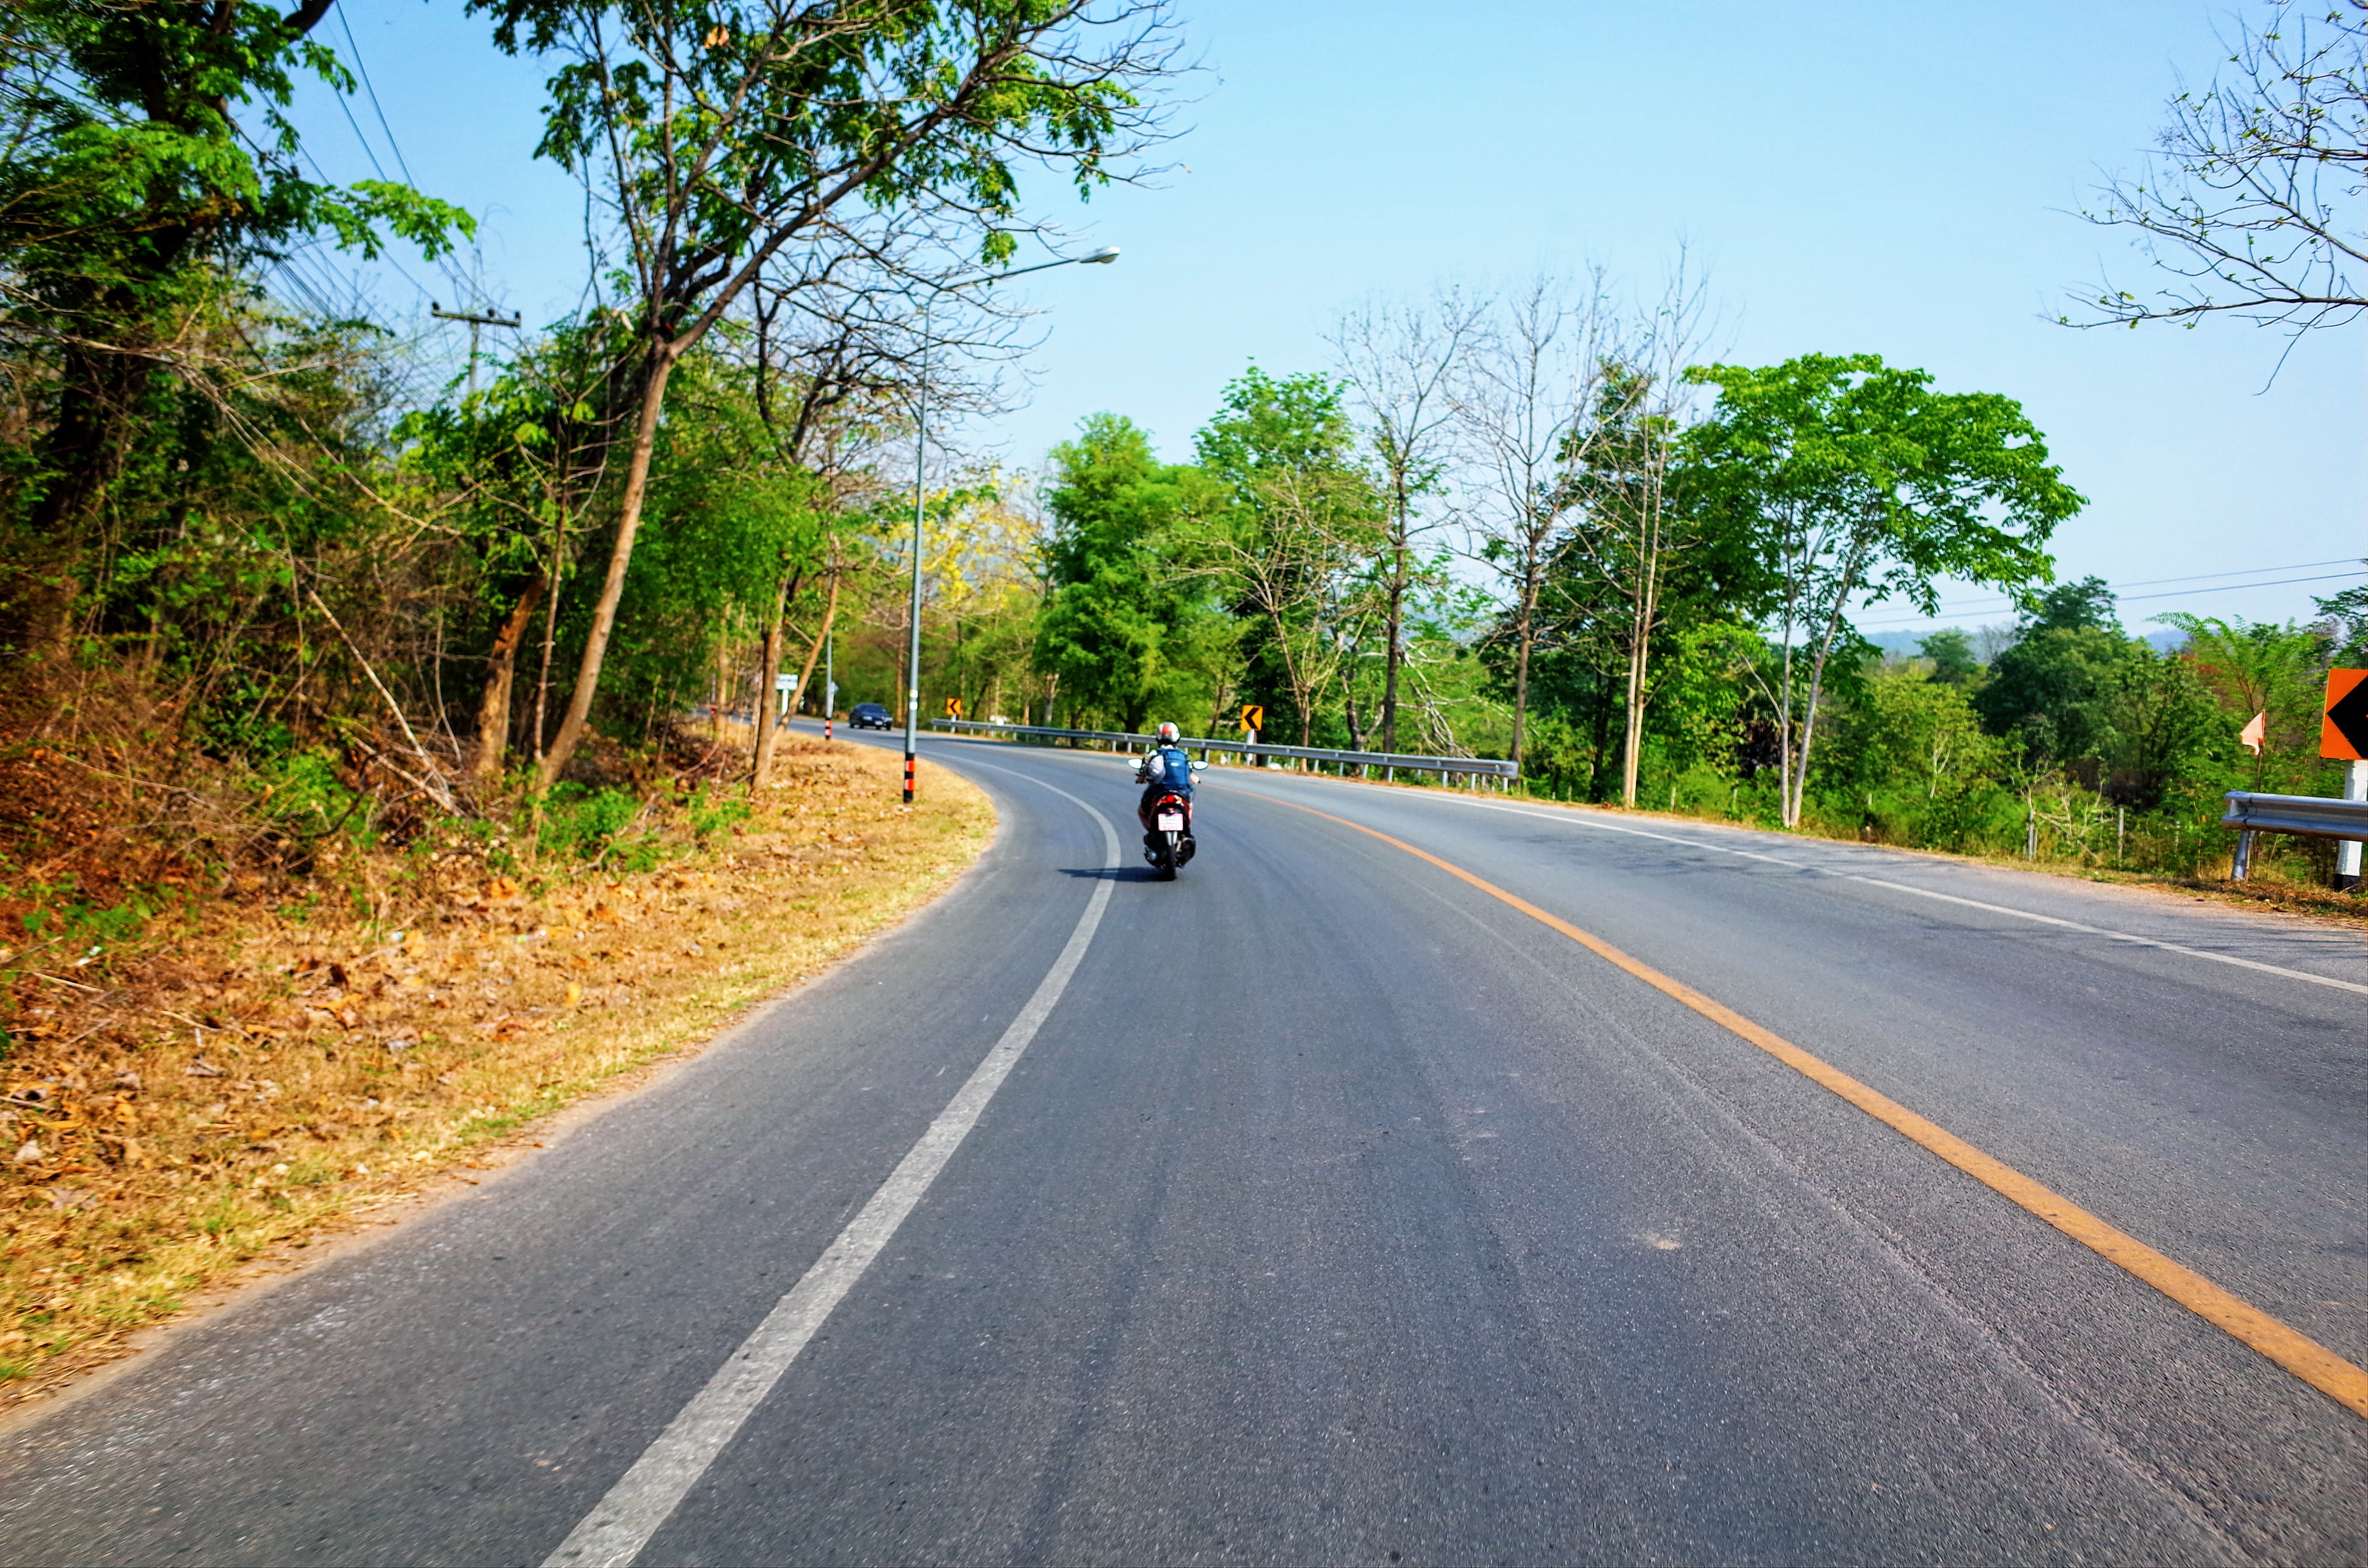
2;732;2361;1567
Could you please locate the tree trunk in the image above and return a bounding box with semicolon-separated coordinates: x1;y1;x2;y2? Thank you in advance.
1590;669;1616;801
1775;616;1800;828
537;346;677;790
786;569;838;716
530;511;567;766
1381;542;1405;753
1620;554;1662;808
18;338;155;653
750;571;797;789
1783;554;1863;828
1510;574;1538;766
754;566;836;791
1621;638;1647;808
1792;640;1839;828
712;631;730;741
469;576;544;777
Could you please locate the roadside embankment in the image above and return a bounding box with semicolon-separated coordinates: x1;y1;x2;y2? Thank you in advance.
0;739;991;1409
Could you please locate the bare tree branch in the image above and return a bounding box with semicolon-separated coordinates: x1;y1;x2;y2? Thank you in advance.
2069;0;2365;336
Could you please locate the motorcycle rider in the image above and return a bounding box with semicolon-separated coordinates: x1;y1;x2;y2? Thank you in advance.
1134;722;1197;855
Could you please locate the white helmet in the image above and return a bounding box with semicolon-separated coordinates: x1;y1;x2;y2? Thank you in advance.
1156;722;1182;744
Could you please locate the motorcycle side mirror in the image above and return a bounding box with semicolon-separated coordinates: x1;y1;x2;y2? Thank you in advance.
1191;760;1206;772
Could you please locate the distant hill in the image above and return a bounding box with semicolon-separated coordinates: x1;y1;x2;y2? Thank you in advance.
1862;626;2188;663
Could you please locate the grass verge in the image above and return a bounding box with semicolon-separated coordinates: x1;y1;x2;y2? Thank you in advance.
0;739;991;1409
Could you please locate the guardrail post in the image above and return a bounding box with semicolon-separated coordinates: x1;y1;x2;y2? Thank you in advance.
2231;829;2254;882
2342;760;2367;891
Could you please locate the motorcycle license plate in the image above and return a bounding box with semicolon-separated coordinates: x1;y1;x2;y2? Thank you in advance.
1156;813;1185;832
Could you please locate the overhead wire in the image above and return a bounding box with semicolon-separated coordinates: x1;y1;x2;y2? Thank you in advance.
1855;559;2366;630
333;6;489;312
258;6;487;334
337;7;420;188
2113;570;2364;604
2103;557;2361;590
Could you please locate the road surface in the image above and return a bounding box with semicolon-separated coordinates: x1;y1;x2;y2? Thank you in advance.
2;732;2361;1566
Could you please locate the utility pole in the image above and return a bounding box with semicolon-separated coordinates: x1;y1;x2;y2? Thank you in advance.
432;303;524;396
900;245;1119;803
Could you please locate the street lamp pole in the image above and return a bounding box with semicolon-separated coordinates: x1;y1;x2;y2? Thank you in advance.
902;245;1120;803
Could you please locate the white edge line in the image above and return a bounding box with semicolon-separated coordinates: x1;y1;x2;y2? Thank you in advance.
1272;783;2368;998
540;777;1122;1568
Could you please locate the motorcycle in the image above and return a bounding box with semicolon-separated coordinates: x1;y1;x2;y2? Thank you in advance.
1144;790;1196;879
1126;755;1205;879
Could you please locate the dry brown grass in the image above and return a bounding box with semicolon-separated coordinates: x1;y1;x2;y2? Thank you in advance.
0;739;990;1409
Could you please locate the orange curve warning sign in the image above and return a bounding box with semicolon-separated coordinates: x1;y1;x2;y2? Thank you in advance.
2322;669;2368;760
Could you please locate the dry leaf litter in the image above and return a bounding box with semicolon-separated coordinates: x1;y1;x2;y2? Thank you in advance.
0;740;990;1409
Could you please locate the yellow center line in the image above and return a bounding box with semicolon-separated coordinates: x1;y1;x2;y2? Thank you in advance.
1283;800;2368;1422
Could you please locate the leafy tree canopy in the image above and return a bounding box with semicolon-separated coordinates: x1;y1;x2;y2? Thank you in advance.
0;0;473;294
1684;353;2083;622
1918;627;1979;685
1035;413;1224;732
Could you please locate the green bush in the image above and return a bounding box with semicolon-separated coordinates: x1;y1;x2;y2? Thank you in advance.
252;750;368;845
685;787;750;843
535;784;661;868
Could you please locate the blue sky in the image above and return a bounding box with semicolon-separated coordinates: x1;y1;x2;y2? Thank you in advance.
286;0;2363;638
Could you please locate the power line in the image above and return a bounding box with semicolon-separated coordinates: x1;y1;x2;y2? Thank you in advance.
1896;557;2358;616
337;7;420;189
2105;557;2360;591
322;10;482;310
326;86;389;181
1857;561;2365;629
2116;570;2363;605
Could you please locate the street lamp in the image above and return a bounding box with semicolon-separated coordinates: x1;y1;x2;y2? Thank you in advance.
901;245;1121;803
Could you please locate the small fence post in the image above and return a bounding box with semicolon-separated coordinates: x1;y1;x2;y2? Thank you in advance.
2340;759;2367;891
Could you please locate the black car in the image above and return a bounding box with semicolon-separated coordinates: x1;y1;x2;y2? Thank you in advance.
848;702;894;731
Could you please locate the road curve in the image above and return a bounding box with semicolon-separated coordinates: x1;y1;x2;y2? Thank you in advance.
0;731;2359;1567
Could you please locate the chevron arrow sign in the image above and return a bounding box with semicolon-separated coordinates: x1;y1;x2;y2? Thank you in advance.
2323;669;2368;760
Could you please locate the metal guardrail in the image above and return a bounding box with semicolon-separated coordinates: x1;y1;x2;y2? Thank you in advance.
2220;790;2368;881
927;718;1520;784
2220;791;2368;840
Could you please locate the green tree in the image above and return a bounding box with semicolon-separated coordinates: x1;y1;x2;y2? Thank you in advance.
476;0;1180;786
1683;352;2083;827
1559;351;1718;807
0;0;470;645
626;347;833;778
1826;665;2000;800
1331;288;1480;752
1917;627;1980;685
1034;415;1223;733
1975;578;2138;774
2316;581;2368;668
1192;366;1380;747
392;314;631;777
1974;581;2228;809
2157;610;2341;795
